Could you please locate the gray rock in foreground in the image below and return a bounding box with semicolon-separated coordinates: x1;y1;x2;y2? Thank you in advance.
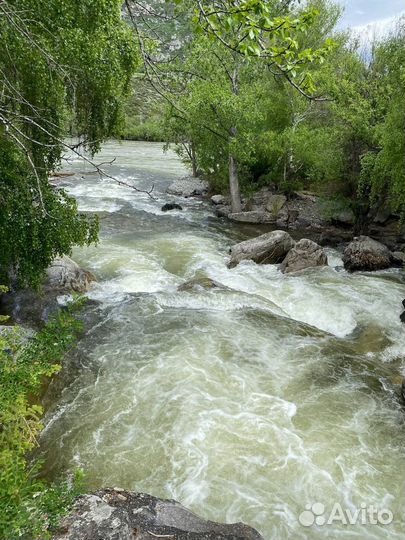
167;176;209;197
280;238;328;274
228;230;294;268
53;490;263;540
342;236;392;271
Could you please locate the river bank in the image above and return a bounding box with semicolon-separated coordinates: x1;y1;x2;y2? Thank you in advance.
3;141;404;540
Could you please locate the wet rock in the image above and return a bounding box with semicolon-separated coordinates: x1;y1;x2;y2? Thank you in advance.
342;236;392;272
1;256;95;326
211;194;226;205
280;238;328;274
52;490;263;540
46;256;96;293
215;205;231;218
228;230;294;268
167;176;209;198
161;203;183;212
228;211;274;224
178;277;226;292
391;251;405;266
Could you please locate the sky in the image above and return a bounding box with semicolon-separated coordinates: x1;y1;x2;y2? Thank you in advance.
337;0;404;35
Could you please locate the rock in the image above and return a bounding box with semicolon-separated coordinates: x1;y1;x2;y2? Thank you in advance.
161;203;183;212
211;194;225;205
342;236;393;271
52;490;263;540
178;277;226;292
373;204;392;225
391;251;405;266
215;205;231;218
228;230;294;268
167;176;209;198
46;256;95;293
400;311;405;324
265;194;287;217
332;209;355;227
228;211;274;224
279;238;328;274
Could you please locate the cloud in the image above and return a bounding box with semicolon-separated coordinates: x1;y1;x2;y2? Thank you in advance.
337;0;404;28
352;14;402;39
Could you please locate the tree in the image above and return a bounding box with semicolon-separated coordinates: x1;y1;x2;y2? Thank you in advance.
126;0;332;212
0;0;138;288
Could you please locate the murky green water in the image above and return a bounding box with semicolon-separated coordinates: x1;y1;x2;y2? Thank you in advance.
40;141;405;539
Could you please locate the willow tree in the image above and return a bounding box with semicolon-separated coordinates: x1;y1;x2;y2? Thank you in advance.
0;0;138;288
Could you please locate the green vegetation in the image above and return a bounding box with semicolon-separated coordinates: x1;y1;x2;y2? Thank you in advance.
0;298;85;539
125;1;404;223
0;0;138;288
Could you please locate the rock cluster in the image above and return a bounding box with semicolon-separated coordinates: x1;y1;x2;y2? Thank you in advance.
228;230;328;273
52;489;263;540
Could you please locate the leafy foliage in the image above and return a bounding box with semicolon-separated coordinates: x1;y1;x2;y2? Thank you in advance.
0;0;138;288
0;299;86;539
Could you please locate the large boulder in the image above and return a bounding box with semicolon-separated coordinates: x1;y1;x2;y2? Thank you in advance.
279;238;328;274
52;489;263;540
167;176;209;198
228;230;294;268
342;236;392;271
45;256;95;293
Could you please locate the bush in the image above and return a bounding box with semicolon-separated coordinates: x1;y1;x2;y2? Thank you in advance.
0;298;85;539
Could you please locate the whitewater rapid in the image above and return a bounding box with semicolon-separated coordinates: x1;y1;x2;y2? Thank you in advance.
40;141;405;540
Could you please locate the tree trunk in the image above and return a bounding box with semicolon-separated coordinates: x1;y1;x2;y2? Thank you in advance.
229;66;242;213
229;153;241;213
190;143;198;177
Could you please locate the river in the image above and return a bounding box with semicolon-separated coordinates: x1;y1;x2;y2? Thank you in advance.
39;141;405;540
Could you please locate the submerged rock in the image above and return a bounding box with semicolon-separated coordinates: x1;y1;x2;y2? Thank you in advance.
161;202;183;212
228;230;294;268
178;277;225;291
46;256;96;293
280;238;328;274
52;490;263;540
342;236;392;271
167;176;209;198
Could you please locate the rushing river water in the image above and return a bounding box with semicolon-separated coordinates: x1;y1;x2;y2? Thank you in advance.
40;141;405;539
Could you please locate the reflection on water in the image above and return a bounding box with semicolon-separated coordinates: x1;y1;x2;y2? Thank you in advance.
40;142;405;540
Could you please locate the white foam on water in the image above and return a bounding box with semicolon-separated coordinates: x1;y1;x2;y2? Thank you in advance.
40;142;405;540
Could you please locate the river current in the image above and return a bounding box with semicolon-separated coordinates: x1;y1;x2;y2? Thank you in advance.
39;141;405;539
